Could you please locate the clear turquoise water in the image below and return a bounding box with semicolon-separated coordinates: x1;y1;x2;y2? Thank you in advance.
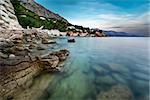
36;37;150;100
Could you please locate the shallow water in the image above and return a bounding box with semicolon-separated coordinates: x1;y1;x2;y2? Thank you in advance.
16;37;150;100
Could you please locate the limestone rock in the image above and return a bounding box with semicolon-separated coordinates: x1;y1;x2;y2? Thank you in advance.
42;39;56;44
0;49;69;99
0;0;22;30
49;49;69;61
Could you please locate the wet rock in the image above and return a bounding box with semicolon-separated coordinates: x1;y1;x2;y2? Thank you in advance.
68;38;75;43
0;49;69;99
9;45;25;54
49;49;69;61
97;85;134;100
36;45;45;50
24;47;32;53
15;44;25;51
0;52;8;59
42;39;56;44
0;41;14;49
39;55;59;70
29;43;37;49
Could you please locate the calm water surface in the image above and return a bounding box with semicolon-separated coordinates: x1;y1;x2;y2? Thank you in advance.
17;37;150;100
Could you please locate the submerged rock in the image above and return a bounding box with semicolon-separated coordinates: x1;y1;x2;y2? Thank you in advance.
96;85;134;100
36;45;46;50
112;73;128;84
91;65;109;75
68;38;75;43
132;71;149;81
95;75;117;85
108;63;130;73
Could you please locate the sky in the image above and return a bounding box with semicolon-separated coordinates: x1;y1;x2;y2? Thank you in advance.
35;0;149;35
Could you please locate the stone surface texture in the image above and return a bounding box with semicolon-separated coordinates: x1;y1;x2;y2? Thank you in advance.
0;0;22;30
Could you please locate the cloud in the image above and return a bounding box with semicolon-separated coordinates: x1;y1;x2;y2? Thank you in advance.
69;18;99;28
69;11;149;36
36;0;149;35
66;0;149;36
105;12;149;35
69;13;134;28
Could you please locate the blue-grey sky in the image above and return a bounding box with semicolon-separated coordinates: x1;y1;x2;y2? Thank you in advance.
35;0;149;35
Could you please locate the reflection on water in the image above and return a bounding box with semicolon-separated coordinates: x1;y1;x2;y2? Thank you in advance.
15;37;150;100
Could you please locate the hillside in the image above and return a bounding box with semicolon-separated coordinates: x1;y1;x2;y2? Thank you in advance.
104;30;145;37
7;0;105;36
19;0;68;23
10;0;69;32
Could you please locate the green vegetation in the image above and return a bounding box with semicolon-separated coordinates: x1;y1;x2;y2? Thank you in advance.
10;0;68;31
67;25;91;33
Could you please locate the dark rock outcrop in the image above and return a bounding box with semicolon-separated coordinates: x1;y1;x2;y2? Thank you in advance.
68;39;75;43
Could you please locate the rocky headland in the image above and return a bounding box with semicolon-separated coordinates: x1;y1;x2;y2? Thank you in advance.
0;0;69;99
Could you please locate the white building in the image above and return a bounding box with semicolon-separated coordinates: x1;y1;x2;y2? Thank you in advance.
67;26;75;29
40;17;46;20
48;29;66;36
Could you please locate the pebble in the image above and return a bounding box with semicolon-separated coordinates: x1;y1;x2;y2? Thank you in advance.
9;54;16;59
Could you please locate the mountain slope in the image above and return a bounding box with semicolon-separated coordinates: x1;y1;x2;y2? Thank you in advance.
20;0;68;23
10;0;69;31
104;30;145;37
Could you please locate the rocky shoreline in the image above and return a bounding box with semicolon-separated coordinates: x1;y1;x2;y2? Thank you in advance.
0;29;69;100
0;0;70;99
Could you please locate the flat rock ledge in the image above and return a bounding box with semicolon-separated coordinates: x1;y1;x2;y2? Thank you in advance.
0;49;69;100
